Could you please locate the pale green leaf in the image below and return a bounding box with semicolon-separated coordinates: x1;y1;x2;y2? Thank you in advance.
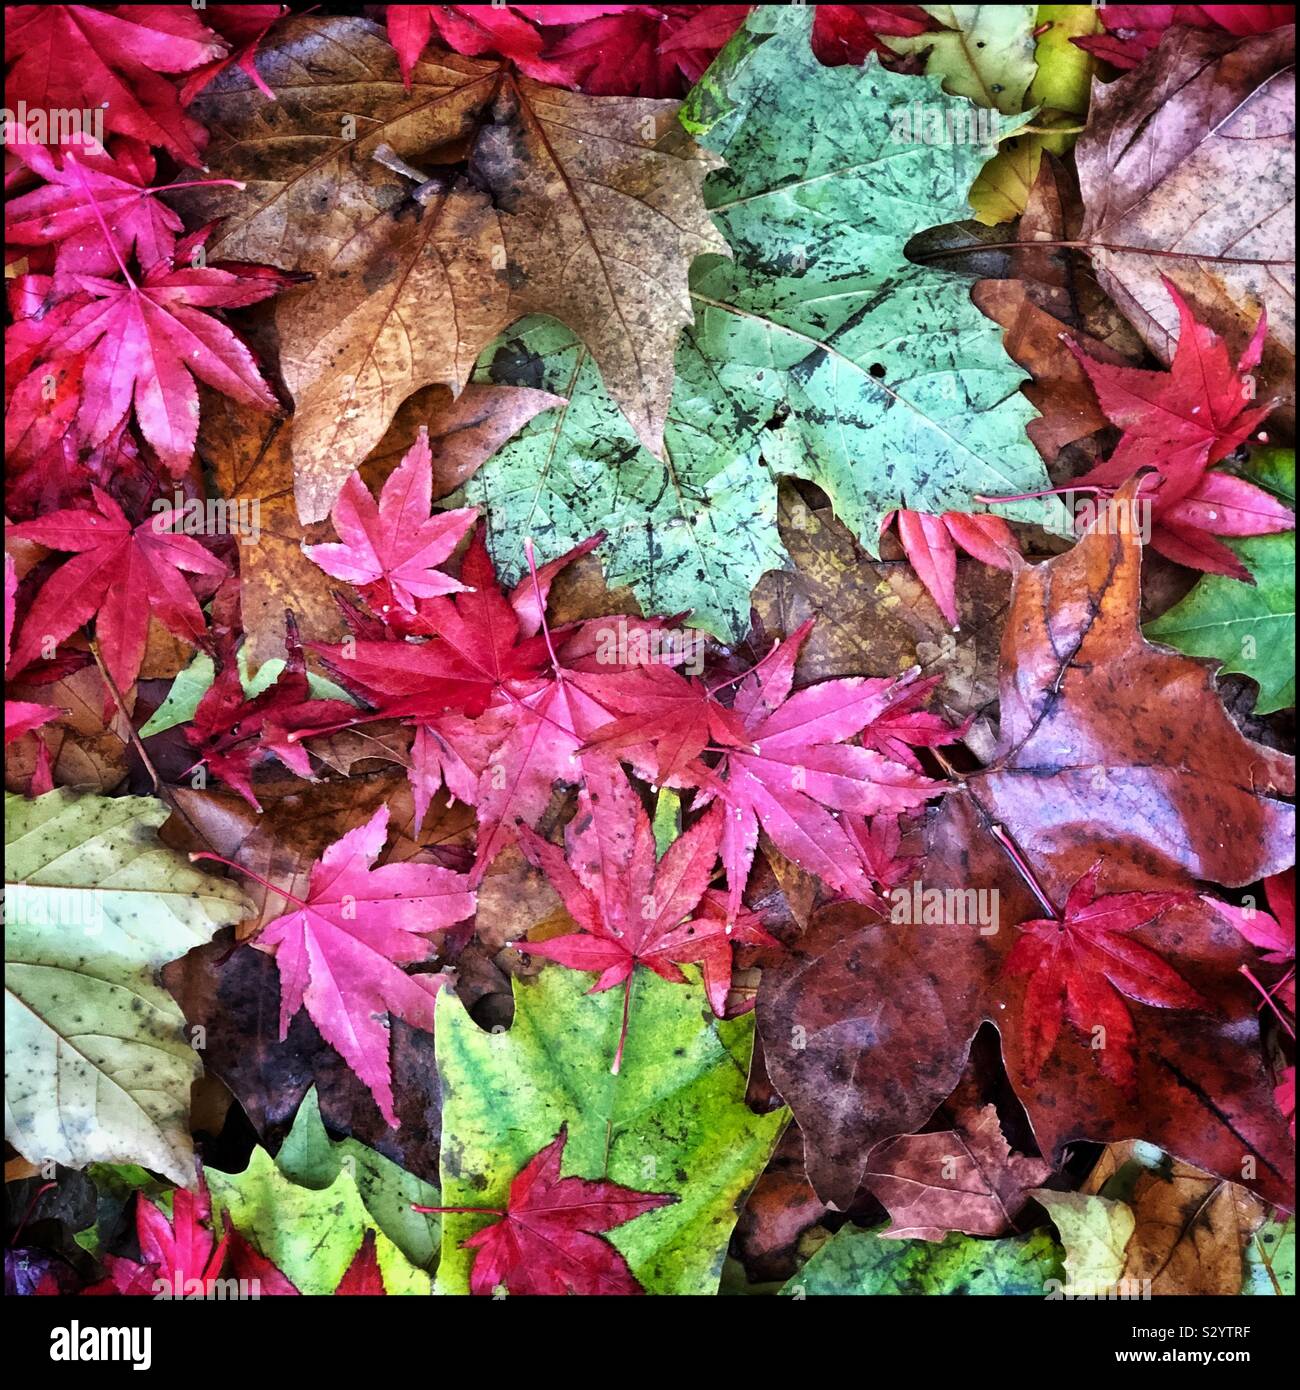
4;791;249;1186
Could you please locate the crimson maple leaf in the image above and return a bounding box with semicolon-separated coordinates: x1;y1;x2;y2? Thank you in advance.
422;1128;675;1295
3;554;59;744
194;805;474;1126
7;486;226;696
519;762;775;1066
1062;280;1290;577
578;658;750;785
84;1182;229;1297
4;5;226;165
1210;868;1296;1019
184;615;361;810
882;509;1020;629
303;429;478;616
1004;860;1206;1095
20;227;289;475
692;620;944;914
1073;4;1294;71
385;4;570;87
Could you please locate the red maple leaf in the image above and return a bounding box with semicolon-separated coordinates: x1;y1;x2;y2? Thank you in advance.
7;485;226;696
386;4;571;87
1062;280;1289;577
4;5;226;165
420;1128;675;1295
883;509;1020;629
689;621;943;913
1210;869;1296;1021
184;614;361;810
1073;4;1294;71
84;1181;229;1298
303;429;478;617
519;761;775;1065
1004;860;1206;1095
17;225;289;476
178;4;286;105
193;805;474;1126
314;530;670;864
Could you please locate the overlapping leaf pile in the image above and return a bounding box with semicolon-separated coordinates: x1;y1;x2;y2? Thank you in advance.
4;3;1295;1300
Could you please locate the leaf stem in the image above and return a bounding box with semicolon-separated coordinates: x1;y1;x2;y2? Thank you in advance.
988;823;1058;919
188;851;310;910
64;155;136;287
915;238;1296;268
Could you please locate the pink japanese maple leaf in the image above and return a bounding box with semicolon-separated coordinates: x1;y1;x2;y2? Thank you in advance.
4;139;184;289
519;761;776;1065
194;804;474;1127
4;5;226;165
1004;860;1206;1095
685;621;944;914
315;530;667;863
1073;5;1294;71
418;1128;675;1295
1210;869;1296;1021
3;554;59;744
883;509;1020;629
7;485;226;696
84;1182;229;1298
184;615;361;811
303;428;478;616
20;222;289;475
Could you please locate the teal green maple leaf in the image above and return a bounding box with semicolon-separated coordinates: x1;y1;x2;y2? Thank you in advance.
463;4;1066;640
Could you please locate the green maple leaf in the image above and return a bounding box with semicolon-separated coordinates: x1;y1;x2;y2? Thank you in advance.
683;4;1069;550
4;791;249;1186
1146;532;1296;716
781;1225;1064;1295
463;316;788;639
463;5;1066;639
207;1145;431;1294
434;965;786;1295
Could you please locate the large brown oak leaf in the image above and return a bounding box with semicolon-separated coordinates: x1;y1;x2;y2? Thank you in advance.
174;15;726;521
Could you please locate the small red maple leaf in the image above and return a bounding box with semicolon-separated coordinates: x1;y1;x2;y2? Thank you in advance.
519;761;776;1066
418;1127;676;1296
7;485;226;696
184;614;360;810
303;429;478;616
1063;280;1290;577
1004;860;1206;1094
193;805;474;1126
